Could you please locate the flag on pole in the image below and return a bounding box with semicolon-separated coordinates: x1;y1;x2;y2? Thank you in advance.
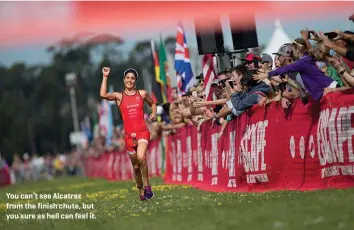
150;40;164;104
202;54;217;101
81;116;92;143
174;21;194;93
99;99;113;146
159;36;172;102
93;104;100;138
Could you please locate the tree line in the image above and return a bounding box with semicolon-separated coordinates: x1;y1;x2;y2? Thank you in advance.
0;34;176;159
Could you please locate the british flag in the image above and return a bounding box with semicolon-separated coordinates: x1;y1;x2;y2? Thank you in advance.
174;21;194;93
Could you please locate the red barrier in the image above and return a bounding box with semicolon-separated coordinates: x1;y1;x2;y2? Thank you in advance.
164;90;354;192
0;167;11;187
85;138;162;181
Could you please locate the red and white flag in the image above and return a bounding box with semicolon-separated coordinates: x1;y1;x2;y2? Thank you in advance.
202;54;217;101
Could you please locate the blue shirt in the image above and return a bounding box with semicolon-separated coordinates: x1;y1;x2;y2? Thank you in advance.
268;54;333;100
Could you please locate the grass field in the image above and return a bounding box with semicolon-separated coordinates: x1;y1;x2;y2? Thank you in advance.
0;177;353;230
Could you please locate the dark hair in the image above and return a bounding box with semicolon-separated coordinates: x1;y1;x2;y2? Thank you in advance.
124;68;138;79
231;64;248;75
240;70;259;88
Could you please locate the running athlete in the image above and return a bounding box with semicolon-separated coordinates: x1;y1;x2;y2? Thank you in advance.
100;67;157;201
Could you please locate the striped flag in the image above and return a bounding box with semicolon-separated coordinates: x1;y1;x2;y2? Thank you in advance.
159;36;172;102
99;99;113;146
174;21;194;93
202;54;217;101
150;40;164;104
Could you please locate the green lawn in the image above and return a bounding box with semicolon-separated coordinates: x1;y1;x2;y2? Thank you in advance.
0;177;353;230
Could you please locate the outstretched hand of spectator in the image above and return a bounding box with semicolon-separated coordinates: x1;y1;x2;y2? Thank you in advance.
309;30;320;41
300;29;309;40
258;96;267;107
254;69;268;83
193;101;205;108
326;55;344;71
318;31;333;48
281;97;291;109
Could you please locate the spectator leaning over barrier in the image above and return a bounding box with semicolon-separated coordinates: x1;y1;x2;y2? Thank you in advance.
193;65;247;110
258;43;306;108
213;70;270;122
255;38;337;100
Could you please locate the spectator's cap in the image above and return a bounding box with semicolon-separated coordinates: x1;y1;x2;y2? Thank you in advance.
272;43;293;57
261;53;273;63
245;53;261;62
196;73;203;80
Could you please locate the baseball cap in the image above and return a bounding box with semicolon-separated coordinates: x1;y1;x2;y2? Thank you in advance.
261;53;273;63
196;73;203;80
245;53;261;62
272;43;293;57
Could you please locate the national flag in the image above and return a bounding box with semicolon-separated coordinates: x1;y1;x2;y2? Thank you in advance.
159;36;172;102
202;54;217;101
80;116;92;143
174;21;194;93
99;99;113;146
92;105;100;139
150;40;164;104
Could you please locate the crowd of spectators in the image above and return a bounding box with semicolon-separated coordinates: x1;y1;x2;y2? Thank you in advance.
2;17;353;185
156;26;354;140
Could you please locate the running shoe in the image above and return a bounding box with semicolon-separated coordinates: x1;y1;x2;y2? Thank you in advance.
144;186;154;199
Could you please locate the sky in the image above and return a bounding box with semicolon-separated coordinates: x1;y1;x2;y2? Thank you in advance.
0;3;353;68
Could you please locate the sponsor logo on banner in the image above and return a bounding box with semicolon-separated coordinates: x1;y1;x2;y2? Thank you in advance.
318;107;354;178
289;107;354;178
240;120;269;184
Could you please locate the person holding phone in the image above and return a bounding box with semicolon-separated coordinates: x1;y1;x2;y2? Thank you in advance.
213;70;270;120
100;67;157;201
318;30;354;67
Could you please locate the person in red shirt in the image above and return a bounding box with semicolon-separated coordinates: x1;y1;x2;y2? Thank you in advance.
100;67;157;201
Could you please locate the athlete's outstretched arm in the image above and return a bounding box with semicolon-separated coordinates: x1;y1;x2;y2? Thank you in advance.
100;67;119;101
140;90;157;121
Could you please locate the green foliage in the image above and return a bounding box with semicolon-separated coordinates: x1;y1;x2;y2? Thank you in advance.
0;38;152;158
